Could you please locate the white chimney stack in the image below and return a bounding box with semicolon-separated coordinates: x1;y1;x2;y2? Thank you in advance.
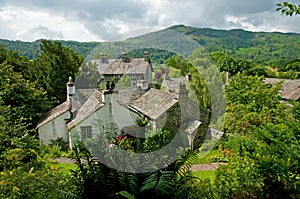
66;76;75;101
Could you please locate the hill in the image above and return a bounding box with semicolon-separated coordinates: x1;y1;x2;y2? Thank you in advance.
1;25;300;67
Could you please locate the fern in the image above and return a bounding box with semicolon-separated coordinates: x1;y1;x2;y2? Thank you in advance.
115;191;136;199
140;170;175;196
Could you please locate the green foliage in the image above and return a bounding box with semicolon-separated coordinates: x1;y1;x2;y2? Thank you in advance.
166;55;192;75
135;116;150;127
66;135;205;199
215;121;300;198
224;73;287;134
277;2;300;16
126;48;175;65
33;40;83;103
143;129;175;152
195;149;220;164
49;137;69;153
116;74;132;89
176;178;215;199
2;26;300;72
75;61;100;89
0;166;70;199
0;63;50;128
211;51;267;76
290;100;300;120
188;48;226;124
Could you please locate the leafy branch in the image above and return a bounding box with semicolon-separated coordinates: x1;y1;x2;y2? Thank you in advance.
276;2;300;16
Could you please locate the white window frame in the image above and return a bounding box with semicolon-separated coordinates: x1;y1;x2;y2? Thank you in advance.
80;126;92;140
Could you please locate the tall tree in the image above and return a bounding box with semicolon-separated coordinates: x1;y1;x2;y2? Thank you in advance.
33;40;83;104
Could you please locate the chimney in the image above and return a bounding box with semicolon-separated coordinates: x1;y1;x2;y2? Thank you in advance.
144;51;151;63
121;52;130;63
178;82;188;100
225;71;231;85
186;71;192;81
163;71;169;80
100;53;108;63
66;76;75;102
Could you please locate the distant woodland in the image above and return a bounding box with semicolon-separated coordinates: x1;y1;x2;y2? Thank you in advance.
1;25;300;73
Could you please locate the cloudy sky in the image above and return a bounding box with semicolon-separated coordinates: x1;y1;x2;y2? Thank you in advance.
0;0;299;42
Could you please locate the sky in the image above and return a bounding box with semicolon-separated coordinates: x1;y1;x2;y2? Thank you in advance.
0;0;300;42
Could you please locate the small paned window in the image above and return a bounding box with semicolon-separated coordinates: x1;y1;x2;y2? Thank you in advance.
80;126;92;140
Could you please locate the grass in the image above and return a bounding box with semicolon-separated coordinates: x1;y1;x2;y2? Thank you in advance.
193;170;215;182
49;162;76;175
194;149;220;164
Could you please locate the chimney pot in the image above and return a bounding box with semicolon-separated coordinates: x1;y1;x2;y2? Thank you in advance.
121;52;130;63
144;51;151;63
100;53;108;63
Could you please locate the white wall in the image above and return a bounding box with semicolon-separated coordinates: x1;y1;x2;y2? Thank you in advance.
38;111;70;145
69;94;139;148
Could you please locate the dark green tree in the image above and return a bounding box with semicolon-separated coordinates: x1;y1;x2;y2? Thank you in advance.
0;63;50;129
33;40;83;104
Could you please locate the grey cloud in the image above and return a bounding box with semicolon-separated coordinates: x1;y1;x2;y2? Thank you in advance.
17;25;63;41
1;0;300;41
1;0;148;19
4;0;150;40
0;19;14;40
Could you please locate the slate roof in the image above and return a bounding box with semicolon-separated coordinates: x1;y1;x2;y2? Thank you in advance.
129;89;178;120
264;78;300;101
91;58;153;75
67;89;104;129
90;59;115;74
36;88;99;128
36;101;70;128
116;87;143;107
162;77;187;95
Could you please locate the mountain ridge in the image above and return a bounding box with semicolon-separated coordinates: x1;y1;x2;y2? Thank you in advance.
1;24;300;67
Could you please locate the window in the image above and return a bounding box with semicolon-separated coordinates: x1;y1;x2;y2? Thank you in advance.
80;126;92;140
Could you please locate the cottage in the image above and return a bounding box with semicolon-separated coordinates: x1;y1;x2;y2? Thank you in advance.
90;51;153;88
129;88;179;130
37;52;201;149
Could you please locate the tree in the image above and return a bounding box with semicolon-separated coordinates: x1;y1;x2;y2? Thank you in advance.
277;2;300;16
224;73;288;134
0;63;50;129
0;45;7;64
76;61;100;89
33;40;83;104
211;51;266;76
166;55;192;76
216;120;300;198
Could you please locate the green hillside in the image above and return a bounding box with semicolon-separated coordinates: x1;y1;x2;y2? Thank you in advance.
169;25;300;66
1;24;300;68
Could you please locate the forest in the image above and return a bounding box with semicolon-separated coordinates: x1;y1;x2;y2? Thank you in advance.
0;7;300;198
